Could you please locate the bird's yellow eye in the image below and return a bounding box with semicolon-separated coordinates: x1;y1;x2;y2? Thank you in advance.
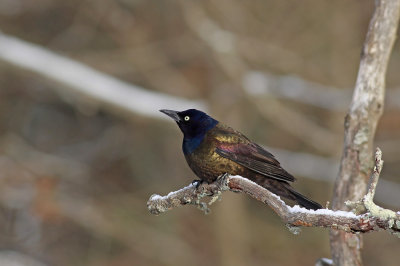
184;116;190;121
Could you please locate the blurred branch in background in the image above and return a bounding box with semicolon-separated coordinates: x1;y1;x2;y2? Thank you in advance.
0;32;207;119
2;29;400;117
252;96;339;154
0;251;47;266
243;71;400;111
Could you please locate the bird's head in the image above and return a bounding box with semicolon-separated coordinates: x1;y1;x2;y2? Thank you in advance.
160;109;218;139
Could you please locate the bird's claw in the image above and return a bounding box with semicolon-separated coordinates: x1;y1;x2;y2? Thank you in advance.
191;179;203;189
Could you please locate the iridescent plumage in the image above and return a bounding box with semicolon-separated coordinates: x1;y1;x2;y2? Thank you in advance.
160;109;321;210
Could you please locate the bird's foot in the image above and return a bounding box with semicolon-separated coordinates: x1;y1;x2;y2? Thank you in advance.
219;173;230;180
191;179;203;189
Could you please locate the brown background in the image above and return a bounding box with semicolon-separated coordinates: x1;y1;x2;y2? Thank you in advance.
0;1;399;265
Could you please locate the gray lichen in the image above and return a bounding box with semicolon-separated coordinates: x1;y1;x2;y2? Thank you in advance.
286;224;302;235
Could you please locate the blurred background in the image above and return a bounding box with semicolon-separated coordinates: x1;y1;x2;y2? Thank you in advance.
0;1;399;265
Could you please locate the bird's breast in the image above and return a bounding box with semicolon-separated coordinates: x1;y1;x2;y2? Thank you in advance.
184;136;245;183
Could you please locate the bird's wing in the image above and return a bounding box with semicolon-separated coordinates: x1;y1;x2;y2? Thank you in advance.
213;126;295;182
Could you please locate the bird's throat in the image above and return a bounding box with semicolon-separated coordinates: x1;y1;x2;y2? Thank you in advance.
182;136;204;155
181;118;218;155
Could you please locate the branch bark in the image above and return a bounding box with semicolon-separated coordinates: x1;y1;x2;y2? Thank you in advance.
330;1;400;266
148;149;400;237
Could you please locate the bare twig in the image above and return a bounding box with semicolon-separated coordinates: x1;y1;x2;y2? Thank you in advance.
148;149;400;236
330;1;400;265
366;148;383;200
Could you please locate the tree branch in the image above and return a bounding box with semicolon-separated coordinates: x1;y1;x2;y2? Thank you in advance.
330;1;400;265
148;149;400;236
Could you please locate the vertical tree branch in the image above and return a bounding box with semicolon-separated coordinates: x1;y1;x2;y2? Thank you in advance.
330;1;400;266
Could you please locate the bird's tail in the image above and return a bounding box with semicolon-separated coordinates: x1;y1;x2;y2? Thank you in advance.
250;175;322;210
288;187;322;210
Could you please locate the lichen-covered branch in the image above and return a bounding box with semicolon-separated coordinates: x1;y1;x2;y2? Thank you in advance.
347;148;400;222
148;149;400;236
147;179;226;215
330;1;400;265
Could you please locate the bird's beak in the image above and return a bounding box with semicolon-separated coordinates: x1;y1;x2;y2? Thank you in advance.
159;109;181;122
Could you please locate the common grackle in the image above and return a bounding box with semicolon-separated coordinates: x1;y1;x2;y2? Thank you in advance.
160;109;322;210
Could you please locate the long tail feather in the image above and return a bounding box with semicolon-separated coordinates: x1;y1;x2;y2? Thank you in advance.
289;188;322;210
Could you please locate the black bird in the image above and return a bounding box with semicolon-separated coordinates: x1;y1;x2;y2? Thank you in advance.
160;109;322;210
